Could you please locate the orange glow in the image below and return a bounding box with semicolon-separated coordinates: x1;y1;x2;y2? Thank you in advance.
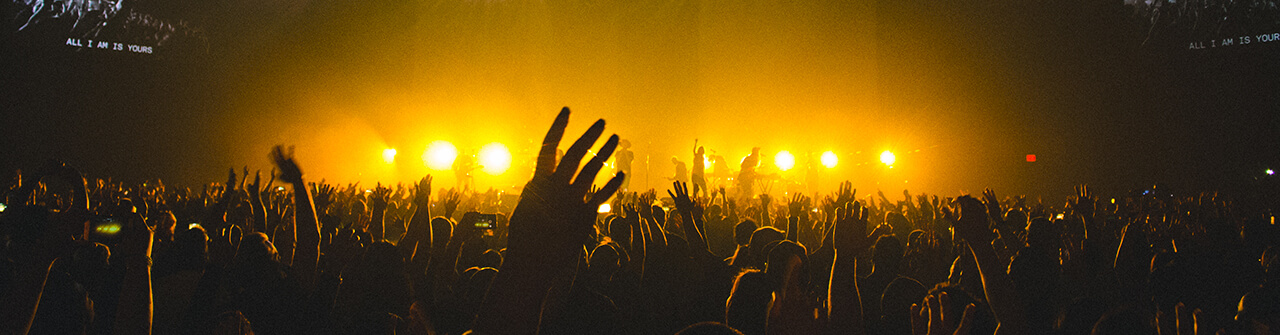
478;142;512;175
774;150;795;171
383;148;397;164
423;141;458;171
821;151;838;168
880;150;896;166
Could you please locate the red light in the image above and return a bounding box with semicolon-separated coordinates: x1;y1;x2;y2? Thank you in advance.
1026;154;1036;162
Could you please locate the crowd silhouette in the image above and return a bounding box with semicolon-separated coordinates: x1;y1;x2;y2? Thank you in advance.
2;107;1278;335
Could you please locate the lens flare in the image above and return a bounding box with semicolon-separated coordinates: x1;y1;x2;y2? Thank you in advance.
382;148;397;164
423;141;458;171
478;142;512;175
774;150;795;171
820;151;838;168
880;150;896;166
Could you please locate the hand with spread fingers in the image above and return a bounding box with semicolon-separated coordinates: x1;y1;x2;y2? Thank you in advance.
476;107;625;334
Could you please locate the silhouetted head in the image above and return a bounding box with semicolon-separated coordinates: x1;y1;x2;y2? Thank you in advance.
620;139;631;149
154;211;177;242
726;269;769;335
1236;285;1280;329
880;277;928;334
430;217;453;247
747;226;784;268
606;216;631;244
872;235;903;273
652;205;667;226
588;243;622;280
463;267;499;307
237;232;278;264
473;249;503;269
1026;217;1059;249
735;220;757;246
765;240;808;291
1005;208;1028;227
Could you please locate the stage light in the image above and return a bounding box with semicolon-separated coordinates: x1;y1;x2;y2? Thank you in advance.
820;151;838;168
478;142;512;175
775;150;795;171
598;203;611;213
1268;169;1275;176
880;150;896;166
1026;154;1036;162
383;148;397;164
423;141;458;171
704;156;713;171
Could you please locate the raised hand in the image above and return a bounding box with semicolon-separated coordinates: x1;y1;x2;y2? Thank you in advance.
910;292;977;335
476;107;624;334
247;170;262;195
835;181;856;206
788;193;808;218
1072;184;1095;220
370;183;392;210
952;196;994;245
247;170;266;233
225;168;238;191
412;175;432;207
638;190;656;221
240;166;249;191
442;189;461;219
270;146;304;185
833;201;875;253
369;183;392;241
981;189;1002;224
668;181;708;252
312;181;335;215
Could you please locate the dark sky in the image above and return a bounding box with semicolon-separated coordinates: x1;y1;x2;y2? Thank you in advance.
2;0;1278;201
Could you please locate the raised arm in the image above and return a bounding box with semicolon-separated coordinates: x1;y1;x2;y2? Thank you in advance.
114;213;155;335
952;196;1027;335
400;176;433;265
271;146;321;291
369;183;391;242
247;171;267;233
473;107;624;335
828;201;875;335
669;181;709;253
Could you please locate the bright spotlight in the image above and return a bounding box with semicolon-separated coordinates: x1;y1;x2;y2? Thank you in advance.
598;203;612;213
774;150;795;171
703;156;713;171
382;148;397;164
478;142;512;175
423;141;458;171
880;150;896;166
820;151;838;168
